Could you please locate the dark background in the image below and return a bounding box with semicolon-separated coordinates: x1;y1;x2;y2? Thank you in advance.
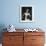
22;7;32;15
21;7;32;20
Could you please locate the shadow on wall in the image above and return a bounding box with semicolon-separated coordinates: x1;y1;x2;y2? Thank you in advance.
0;24;7;43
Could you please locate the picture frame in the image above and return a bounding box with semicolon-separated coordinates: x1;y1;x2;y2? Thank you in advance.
20;5;34;22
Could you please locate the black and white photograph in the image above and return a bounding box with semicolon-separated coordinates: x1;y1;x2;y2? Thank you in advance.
20;5;34;22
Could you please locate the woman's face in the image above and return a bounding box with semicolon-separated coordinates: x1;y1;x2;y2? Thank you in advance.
26;9;29;13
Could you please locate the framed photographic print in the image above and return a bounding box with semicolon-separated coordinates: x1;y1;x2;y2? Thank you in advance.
20;5;34;22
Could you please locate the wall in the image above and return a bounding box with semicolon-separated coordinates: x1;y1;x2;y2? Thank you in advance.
0;0;46;29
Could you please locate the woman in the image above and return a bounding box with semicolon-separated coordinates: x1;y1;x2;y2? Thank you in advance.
22;9;32;21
